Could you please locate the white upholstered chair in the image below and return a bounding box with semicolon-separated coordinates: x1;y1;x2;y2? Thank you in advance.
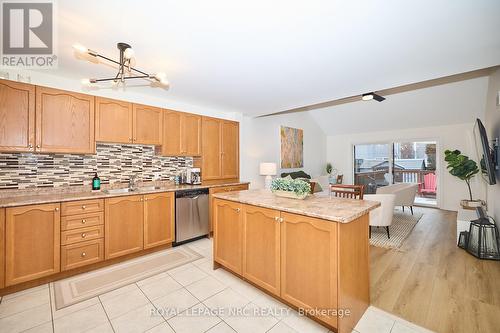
376;183;418;215
364;194;396;239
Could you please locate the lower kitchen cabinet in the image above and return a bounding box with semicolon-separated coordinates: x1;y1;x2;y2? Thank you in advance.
213;199;243;274
5;203;61;286
61;239;104;271
242;205;281;296
0;209;4;288
105;195;144;259
280;212;338;328
144;192;175;248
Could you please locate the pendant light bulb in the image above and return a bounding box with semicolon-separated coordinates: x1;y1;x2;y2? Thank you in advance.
72;43;88;54
123;47;135;60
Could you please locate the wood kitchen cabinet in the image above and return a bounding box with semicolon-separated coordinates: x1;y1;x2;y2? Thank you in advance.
242;205;281;296
280;212;338;328
105;195;144;259
133;103;163;145
144;192;175;248
213;199;243;274
36;86;95;154
221;120;239;178
5;203;61;286
161;110;201;156
95;97;133;143
0;79;35;152
202;117;222;180
202;117;239;180
0;209;4;288
209;184;249;233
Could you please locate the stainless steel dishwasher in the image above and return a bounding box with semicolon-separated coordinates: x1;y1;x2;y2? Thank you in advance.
174;188;209;245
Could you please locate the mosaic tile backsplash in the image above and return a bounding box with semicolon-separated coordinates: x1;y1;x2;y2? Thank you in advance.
0;144;193;189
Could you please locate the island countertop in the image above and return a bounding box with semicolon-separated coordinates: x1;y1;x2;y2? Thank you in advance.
212;189;380;223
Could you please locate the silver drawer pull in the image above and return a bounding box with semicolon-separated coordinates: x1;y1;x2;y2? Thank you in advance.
82;219;86;224
81;252;86;258
81;233;86;238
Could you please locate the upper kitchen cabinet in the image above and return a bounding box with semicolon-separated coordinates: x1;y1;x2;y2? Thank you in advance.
202;117;239;180
132;103;163;145
161;110;201;156
36;86;95;154
202;117;222;180
0;79;35;153
95;97;133;143
221;120;239;179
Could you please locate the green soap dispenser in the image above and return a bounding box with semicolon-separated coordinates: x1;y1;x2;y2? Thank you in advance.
92;172;101;190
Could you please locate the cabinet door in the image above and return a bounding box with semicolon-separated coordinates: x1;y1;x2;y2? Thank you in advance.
5;203;60;286
36;87;95;154
213;199;242;274
221;121;239;179
105;195;144;259
133;104;163;145
280;212;338;328
144;192;175;249
162;110;182;155
182;113;201;156
202;117;222;180
0;79;35;152
95;97;133;143
0;209;4;288
242;205;280;296
209;184;249;233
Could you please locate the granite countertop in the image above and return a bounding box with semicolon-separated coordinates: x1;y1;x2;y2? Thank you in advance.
212;189;380;223
0;181;250;208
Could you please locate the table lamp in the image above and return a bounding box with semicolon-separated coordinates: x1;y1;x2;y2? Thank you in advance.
260;162;277;189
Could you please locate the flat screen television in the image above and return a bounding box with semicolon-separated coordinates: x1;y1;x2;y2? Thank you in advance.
474;118;497;185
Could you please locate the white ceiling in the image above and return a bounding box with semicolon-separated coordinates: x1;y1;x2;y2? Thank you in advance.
49;0;500;116
308;75;489;135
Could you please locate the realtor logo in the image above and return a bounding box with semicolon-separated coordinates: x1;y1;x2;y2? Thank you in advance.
1;0;57;68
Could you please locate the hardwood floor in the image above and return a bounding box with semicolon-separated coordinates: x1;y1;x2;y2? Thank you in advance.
370;207;500;333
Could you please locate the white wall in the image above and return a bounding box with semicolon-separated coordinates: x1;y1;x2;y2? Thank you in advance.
240;112;327;189
326;123;485;211
484;69;500;227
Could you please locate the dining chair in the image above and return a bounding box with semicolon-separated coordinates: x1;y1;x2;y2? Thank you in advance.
330;184;365;199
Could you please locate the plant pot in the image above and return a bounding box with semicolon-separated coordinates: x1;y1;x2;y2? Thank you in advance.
272;190;308;200
460;199;484;210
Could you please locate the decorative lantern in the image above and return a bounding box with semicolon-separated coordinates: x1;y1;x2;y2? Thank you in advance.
465;216;500;260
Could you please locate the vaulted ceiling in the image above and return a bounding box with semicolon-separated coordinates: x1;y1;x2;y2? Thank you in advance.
46;0;500;116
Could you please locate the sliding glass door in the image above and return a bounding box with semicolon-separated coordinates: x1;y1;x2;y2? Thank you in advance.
354;141;437;206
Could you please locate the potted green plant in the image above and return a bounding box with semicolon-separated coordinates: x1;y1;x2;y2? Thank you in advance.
270;178;311;200
326;162;337;184
444;149;482;208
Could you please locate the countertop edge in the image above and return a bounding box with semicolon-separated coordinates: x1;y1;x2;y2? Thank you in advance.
212;192;380;223
0;182;250;208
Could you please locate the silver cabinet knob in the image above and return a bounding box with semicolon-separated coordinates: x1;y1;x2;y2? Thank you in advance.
82;205;86;209
81;219;86;224
36;145;40;149
28;143;33;149
81;252;86;258
81;233;86;238
55;207;59;211
274;217;279;222
236;208;241;213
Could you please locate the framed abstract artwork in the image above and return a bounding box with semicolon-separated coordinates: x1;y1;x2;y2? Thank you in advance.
280;126;303;168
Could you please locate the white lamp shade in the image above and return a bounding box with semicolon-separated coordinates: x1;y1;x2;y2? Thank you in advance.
260;162;277;176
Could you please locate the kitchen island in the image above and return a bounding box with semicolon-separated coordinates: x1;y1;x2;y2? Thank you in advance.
212;189;380;333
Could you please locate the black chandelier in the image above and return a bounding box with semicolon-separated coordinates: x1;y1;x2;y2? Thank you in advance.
73;42;169;87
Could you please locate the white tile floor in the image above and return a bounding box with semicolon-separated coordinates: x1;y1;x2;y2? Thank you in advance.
0;238;435;333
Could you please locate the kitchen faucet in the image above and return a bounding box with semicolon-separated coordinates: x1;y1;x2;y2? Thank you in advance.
129;174;138;190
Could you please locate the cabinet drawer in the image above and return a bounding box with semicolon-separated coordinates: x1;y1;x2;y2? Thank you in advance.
61;199;104;216
61;239;104;271
61;225;104;245
61;212;103;231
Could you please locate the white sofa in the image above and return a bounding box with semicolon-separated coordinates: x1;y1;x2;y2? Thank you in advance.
364;194;396;239
376;183;418;214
